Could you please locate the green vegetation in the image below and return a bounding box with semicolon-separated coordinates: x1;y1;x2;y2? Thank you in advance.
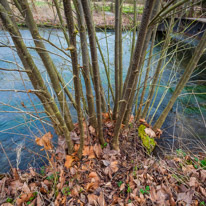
138;124;156;154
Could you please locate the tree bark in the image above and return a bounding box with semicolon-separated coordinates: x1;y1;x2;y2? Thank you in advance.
63;0;85;158
0;1;74;153
112;0;156;150
74;0;97;129
16;0;74;132
81;0;105;145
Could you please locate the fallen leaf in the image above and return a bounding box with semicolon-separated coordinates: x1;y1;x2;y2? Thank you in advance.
86;182;99;192
89;126;96;136
104;161;119;178
29;167;36;177
144;128;156;138
11;168;19;180
98;192;107;206
55;136;67;158
93;143;102;158
177;189;194;205
189;177;198;188
71;185;81;197
10;180;23;194
22;182;30;193
16;193;34;205
89;172;100;183
65;155;74;169
200;186;206;197
35;132;53;150
87;194;98;205
83;146;95;159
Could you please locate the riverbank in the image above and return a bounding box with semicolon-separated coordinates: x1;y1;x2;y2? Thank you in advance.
0;1;141;30
0;118;206;205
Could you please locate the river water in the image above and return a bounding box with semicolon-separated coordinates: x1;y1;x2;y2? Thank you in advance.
0;28;205;172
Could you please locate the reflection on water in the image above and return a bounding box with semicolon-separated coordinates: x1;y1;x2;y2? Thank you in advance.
0;28;205;172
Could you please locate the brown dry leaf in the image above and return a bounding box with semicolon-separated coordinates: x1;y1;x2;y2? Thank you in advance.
177;189;194;205
10;180;23;194
200;170;206;182
57;168;65;190
35;132;53;150
144;128;156;138
16;193;34;205
1;204;13;206
29;167;36;177
189;177;199;188
71;185;81;197
119;183;125;191
11;168;19;180
98;192;107;206
200;186;206;197
89;172;100;183
139;118;146;123
74;144;80;152
83;146;95;159
93;143;102;158
29;182;38;191
56;135;67;158
65;155;74;169
86;182;99;192
89;126;96;136
87;194;98;205
22;182;30;193
104;161;119;178
102;113;110;121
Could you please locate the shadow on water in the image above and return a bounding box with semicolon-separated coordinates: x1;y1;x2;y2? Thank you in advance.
0;28;205;172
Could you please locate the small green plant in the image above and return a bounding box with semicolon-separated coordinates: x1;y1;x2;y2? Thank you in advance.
127;184;132;193
200;201;205;206
6;198;13;203
46;174;55;181
200;159;206;169
117;180;123;187
140;185;150;195
101;142;107;149
62;187;71;196
133;165;137;177
40;166;45;176
128;199;132;203
176;149;186;157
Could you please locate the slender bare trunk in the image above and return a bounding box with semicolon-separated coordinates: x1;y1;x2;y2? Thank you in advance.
16;0;74;132
112;0;156;150
122;0;161;125
113;0;121;119
63;0;85;158
81;0;105;145
0;1;74;153
74;0;97;129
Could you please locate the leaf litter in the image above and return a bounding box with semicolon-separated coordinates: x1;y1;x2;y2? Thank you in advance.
0;116;206;205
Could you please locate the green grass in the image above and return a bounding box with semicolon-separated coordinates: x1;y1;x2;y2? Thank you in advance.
92;3;144;14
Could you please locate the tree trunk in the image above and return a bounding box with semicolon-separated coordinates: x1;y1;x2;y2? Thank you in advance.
112;0;121;119
16;0;74;132
112;0;157;150
73;0;97;129
81;0;105;145
63;0;85;158
0;1;74;153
